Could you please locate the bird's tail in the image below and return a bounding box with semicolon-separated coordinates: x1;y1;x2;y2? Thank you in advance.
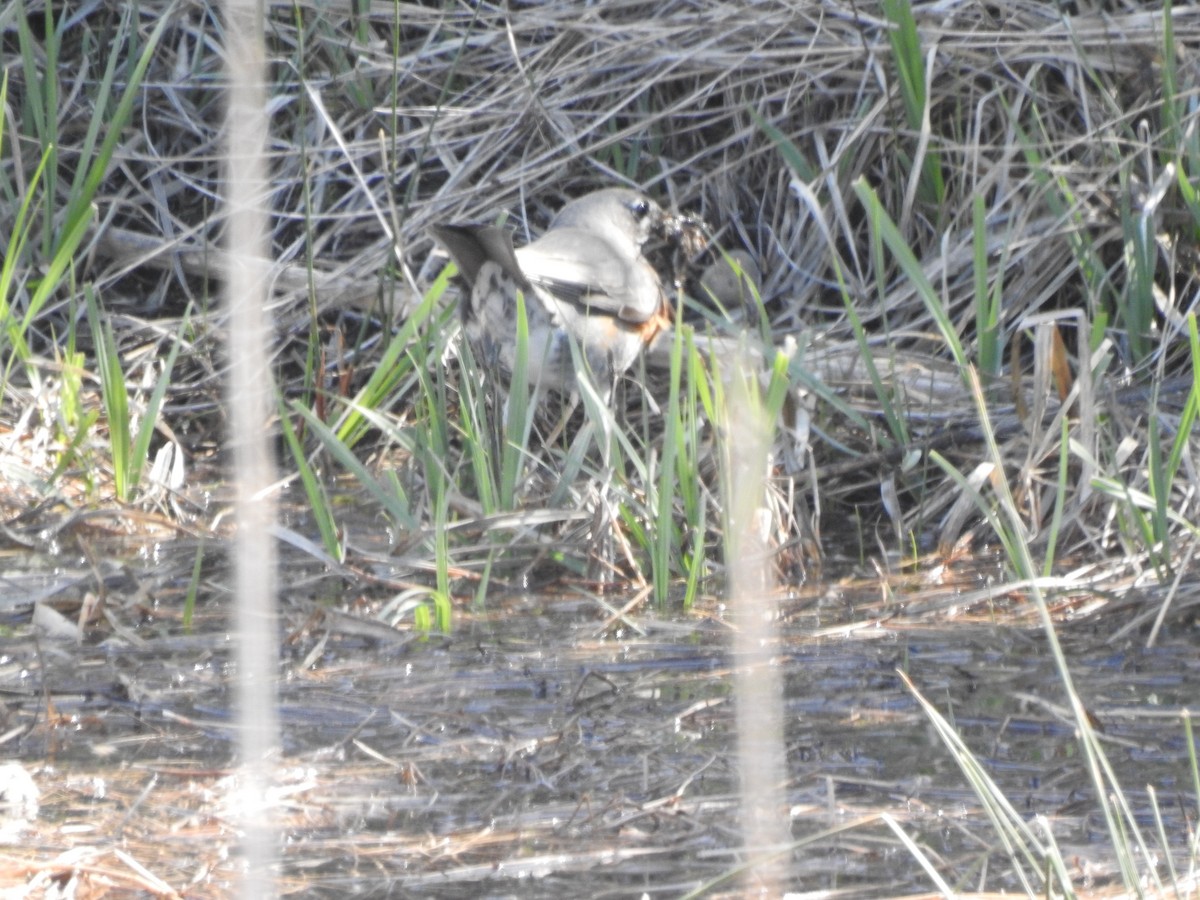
429;224;529;290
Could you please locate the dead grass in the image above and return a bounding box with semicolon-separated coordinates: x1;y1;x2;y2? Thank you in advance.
4;3;1200;616
10;3;1200;894
4;560;1198;895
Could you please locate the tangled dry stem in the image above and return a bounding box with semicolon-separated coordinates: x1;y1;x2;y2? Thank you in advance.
4;0;1199;587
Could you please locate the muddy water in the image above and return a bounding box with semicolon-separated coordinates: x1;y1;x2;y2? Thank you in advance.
1;538;1196;897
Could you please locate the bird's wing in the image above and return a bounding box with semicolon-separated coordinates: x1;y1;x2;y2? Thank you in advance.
516;228;661;322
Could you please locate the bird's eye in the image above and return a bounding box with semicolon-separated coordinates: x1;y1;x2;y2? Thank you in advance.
630;199;651;219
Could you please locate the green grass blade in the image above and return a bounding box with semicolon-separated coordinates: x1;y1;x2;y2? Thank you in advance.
86;286;131;501
280;397;343;563
500;289;533;509
854;177;969;371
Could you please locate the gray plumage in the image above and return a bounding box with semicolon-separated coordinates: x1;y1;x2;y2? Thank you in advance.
431;188;670;394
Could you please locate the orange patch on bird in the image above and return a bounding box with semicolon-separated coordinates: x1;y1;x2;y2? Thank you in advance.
636;298;674;343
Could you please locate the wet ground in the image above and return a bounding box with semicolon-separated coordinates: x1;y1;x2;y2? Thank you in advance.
2;536;1198;897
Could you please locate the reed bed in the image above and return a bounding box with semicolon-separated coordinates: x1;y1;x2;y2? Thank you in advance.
5;2;1200;891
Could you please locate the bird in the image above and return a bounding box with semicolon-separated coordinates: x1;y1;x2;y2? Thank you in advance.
430;188;673;398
